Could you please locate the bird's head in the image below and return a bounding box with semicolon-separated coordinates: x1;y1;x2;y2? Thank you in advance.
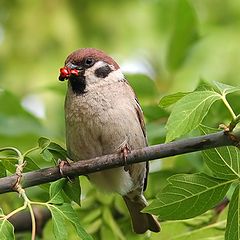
59;48;124;94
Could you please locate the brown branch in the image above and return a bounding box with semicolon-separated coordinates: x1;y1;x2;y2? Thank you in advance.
8;207;51;236
0;130;239;194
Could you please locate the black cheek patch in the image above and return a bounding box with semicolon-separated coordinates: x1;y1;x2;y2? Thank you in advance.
94;65;113;78
69;75;87;95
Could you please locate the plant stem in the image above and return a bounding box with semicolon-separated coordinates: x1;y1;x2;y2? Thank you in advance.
0;147;22;160
222;95;236;119
23;146;39;158
4;203;27;220
0;157;18;161
28;203;36;240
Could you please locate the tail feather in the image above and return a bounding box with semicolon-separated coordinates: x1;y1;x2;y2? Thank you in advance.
123;195;160;234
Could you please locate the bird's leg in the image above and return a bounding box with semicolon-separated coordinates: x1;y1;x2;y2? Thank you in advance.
116;139;131;171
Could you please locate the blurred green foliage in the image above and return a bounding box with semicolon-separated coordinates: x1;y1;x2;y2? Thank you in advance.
0;0;240;239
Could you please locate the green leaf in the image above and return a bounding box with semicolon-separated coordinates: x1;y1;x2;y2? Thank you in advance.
0;219;14;240
166;0;199;71
63;177;81;206
195;79;215;91
49;179;66;204
0;90;43;136
142;105;168;121
171;222;225;240
202;146;240;180
166;91;221;142
102;207;125;240
0;160;16;174
38;137;51;152
82;209;101;224
23;156;40;172
0;162;6;178
159;92;189;108
213;81;240;96
41;149;54;162
48;203;93;240
48;204;68;240
144;173;232;220
100;224;117;240
225;185;240;240
39;141;67;163
126;74;158;99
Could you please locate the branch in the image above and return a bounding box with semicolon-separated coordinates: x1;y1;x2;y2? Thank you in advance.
0;130;239;194
8;207;51;237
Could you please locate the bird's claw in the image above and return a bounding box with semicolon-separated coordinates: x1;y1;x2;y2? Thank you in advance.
58;159;72;180
120;143;131;171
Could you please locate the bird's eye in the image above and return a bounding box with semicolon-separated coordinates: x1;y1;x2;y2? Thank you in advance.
84;58;94;67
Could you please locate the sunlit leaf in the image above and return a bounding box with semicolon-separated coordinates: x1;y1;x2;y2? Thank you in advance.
159;92;189;108
213;81;240;96
166;91;221;142
144;173;232;220
48;204;68;240
48;203;93;240
203;146;240;180
225;185;240;240
49;179;66;204
0;219;14;240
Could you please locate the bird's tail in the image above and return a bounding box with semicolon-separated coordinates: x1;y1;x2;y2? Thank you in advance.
123;194;160;234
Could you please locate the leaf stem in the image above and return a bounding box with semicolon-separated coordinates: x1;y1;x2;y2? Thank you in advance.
23;146;39;158
221;95;236;119
0;147;22;160
3;203;27;220
28;203;36;240
0;157;18;161
229;114;240;131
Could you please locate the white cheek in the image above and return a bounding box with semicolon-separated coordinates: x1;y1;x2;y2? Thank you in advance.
84;61;125;89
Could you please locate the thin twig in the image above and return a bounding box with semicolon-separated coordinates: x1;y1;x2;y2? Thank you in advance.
0;129;239;194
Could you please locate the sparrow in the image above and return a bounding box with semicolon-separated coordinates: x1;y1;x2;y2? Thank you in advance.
58;48;160;234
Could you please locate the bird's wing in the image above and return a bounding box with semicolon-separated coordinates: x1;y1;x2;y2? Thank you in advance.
124;80;149;191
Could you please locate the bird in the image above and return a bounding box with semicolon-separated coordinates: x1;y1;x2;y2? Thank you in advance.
58;48;160;234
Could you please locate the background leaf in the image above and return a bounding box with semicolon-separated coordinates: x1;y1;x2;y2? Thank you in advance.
0;162;6;178
127;74;158;100
166;0;199;71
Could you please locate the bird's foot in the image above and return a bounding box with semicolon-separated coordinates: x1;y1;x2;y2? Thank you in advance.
57;158;73;181
122;145;131;171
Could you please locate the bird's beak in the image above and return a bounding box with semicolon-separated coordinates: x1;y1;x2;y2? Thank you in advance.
58;63;83;81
